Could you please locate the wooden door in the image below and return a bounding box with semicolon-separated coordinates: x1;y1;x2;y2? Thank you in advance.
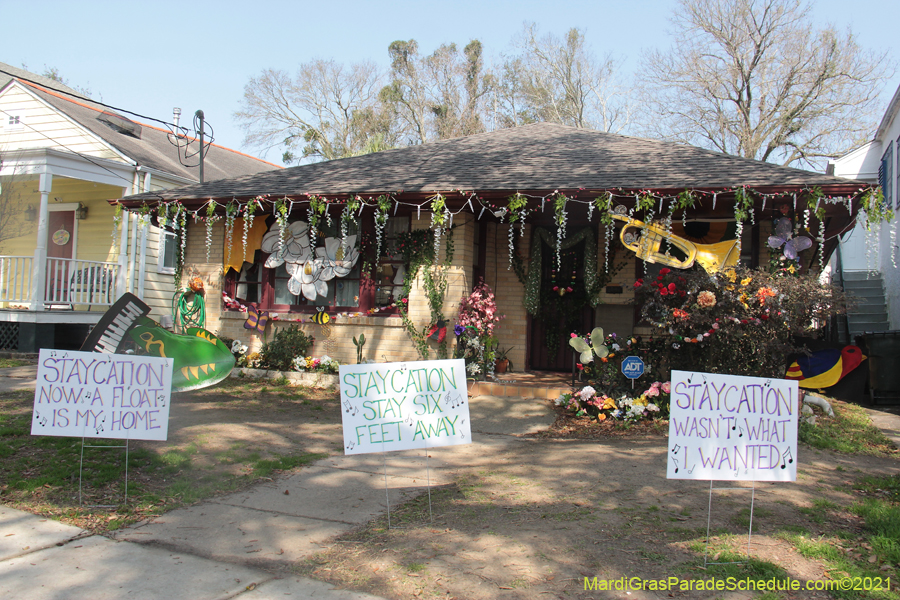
528;234;594;371
46;211;75;304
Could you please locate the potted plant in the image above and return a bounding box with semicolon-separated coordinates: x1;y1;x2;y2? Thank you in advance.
494;346;513;373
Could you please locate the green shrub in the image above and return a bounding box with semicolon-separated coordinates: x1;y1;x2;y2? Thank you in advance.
258;325;315;371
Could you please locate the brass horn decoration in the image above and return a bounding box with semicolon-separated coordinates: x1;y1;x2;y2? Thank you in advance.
609;214;739;274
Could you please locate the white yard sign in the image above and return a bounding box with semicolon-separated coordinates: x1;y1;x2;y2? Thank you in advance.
339;358;471;455
667;370;798;482
32;349;173;441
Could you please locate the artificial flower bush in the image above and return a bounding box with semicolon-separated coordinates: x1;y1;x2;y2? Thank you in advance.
291;355;340;374
555;380;670;424
633;265;850;377
455;280;505;378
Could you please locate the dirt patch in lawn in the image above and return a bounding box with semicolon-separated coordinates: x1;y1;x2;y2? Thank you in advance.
296;434;900;599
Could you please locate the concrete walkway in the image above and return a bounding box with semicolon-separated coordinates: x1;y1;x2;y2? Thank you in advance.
2;365;900;599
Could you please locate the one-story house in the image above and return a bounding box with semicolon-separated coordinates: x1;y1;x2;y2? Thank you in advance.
0;63;279;352
117;123;872;372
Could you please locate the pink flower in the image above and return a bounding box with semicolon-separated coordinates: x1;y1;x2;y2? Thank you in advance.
661;382;671;393
646;387;660;397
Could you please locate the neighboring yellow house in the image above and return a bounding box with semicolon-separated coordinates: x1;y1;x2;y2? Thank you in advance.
0;63;278;352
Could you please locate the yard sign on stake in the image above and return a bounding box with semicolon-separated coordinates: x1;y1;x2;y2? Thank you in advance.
339;358;471;527
666;370;799;565
32;348;174;505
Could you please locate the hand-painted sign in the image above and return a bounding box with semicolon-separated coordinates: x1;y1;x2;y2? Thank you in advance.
667;370;798;482
621;356;645;379
32;349;173;441
339;358;471;455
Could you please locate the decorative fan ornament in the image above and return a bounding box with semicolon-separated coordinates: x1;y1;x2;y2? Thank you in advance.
767;218;812;261
568;327;610;364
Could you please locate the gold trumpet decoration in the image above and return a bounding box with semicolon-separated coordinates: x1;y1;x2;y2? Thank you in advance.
609;214;739;274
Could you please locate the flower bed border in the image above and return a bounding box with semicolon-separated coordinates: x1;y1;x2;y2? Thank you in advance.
230;368;338;387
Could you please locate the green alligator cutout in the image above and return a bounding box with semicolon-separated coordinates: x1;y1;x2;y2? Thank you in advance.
129;317;235;392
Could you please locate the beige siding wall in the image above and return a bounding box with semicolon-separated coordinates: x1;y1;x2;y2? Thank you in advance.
0;86;123;161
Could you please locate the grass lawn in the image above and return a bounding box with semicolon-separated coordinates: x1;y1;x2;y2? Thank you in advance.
0;379;337;531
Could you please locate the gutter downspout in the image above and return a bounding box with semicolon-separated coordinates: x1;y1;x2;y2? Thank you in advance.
116;170;138;298
29;172;52;310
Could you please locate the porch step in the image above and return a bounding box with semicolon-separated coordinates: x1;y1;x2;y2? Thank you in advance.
842;272;890;343
467;379;573;400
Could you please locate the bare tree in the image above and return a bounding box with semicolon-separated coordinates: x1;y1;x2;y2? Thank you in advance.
381;39;494;144
639;0;893;168
495;24;632;133
0;153;32;248
235;59;396;163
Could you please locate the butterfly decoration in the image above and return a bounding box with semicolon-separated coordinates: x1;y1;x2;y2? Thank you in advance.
767;218;812;260
568;327;610;364
243;306;270;334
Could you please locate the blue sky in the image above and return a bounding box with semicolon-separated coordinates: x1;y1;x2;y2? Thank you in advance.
3;0;897;163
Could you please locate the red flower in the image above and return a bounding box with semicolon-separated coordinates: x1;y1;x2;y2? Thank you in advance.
667;283;676;293
660;268;671;275
659;288;669;296
741;319;748;324
634;279;644;288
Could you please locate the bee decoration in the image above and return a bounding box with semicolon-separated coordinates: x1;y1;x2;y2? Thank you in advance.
311;307;330;325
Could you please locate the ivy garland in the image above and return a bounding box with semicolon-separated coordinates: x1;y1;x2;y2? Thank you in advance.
524;227;599;316
395;226;455;360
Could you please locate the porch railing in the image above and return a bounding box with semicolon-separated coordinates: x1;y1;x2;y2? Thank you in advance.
45;258;120;308
0;256;34;305
0;256;120;309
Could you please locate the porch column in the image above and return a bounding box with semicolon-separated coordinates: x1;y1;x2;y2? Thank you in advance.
29;172;52;311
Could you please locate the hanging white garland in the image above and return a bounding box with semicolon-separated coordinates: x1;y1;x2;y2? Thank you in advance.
242;198;260;260
223;201;237;266
553;193;568;270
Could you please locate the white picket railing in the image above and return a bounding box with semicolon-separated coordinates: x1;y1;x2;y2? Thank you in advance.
0;256;34;305
0;256;120;309
45;258;120;307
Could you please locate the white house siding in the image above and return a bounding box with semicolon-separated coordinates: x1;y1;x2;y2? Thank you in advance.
138;224;177;319
0;85;123;162
831;119;900;330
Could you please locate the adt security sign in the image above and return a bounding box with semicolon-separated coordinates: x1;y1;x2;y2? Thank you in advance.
621;356;645;380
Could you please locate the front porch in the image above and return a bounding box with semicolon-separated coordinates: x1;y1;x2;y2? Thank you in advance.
0;255;122;351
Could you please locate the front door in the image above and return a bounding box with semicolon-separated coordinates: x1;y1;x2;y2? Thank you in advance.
528;234;594;371
46;210;75;303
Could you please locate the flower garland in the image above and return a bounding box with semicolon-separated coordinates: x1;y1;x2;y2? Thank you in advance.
553;192;568;270
430;194;448;260
111;202;123;239
274;197;290;256
506;193;529;270
223;200;238;266
204;201;221;262
374;195;391;263
307;195;325;249
175;204;187;286
242;196;262;259
341;197;360;254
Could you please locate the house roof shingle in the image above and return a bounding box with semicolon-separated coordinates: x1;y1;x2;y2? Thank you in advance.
119;122;867;205
1;63;279;183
